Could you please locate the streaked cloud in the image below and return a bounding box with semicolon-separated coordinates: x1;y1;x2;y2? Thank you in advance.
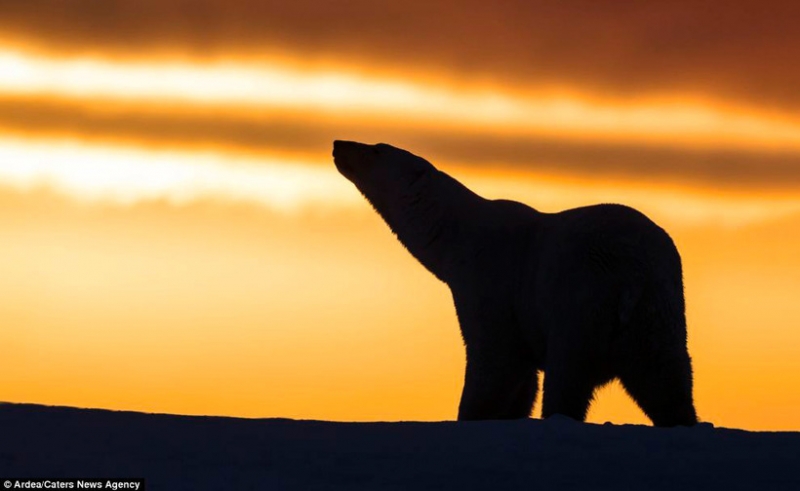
2;0;799;112
2;135;799;227
2;48;800;152
0;136;359;211
3;95;800;191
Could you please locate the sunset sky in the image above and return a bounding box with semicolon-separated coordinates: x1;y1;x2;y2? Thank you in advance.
1;0;799;430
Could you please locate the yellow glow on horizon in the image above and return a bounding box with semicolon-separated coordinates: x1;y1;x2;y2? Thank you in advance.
3;47;800;151
2;179;799;429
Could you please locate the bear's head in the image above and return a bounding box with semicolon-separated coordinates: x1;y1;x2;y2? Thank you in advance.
333;140;435;214
333;140;475;282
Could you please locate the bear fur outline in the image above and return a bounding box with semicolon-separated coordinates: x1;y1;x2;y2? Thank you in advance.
333;140;698;427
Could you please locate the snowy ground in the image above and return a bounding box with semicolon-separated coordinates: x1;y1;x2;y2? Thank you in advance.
1;403;797;490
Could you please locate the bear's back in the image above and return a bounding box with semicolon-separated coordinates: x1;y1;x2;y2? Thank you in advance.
546;203;677;264
534;203;682;305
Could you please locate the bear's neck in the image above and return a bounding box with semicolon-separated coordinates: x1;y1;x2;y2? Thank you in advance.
381;170;484;283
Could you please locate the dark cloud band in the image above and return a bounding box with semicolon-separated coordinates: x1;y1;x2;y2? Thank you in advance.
2;0;800;114
2;96;798;190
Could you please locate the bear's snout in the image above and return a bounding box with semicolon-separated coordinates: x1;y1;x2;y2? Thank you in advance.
333;140;370;158
333;140;373;179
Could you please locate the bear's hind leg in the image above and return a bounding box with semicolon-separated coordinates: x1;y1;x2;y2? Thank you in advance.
618;353;697;427
458;357;538;421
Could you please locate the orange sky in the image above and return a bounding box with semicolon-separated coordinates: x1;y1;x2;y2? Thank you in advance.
1;2;799;430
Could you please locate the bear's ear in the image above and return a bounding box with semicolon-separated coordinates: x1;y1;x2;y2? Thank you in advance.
374;142;396;152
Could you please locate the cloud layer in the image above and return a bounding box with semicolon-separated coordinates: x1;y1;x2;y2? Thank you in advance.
2;94;800;191
1;1;799;192
3;0;800;112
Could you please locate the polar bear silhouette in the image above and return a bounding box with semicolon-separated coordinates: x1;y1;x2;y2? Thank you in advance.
332;140;698;427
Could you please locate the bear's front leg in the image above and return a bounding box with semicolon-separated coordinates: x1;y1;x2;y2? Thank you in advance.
458;348;538;421
453;285;538;421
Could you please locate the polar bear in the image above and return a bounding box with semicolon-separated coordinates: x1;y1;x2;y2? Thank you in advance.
332;140;698;427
